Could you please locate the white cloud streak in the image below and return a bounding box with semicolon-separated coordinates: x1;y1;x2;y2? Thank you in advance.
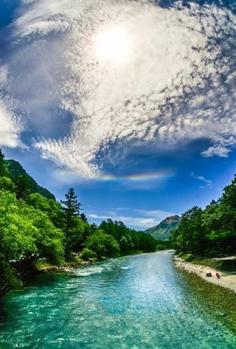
201;144;232;158
191;172;212;188
0;102;21;148
1;0;236;176
0;66;23;148
87;207;176;230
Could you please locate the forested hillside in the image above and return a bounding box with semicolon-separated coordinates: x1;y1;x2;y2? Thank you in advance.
0;150;156;292
4;159;55;200
172;176;236;257
145;215;180;241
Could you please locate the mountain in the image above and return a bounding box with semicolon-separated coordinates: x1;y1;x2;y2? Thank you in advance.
145;215;181;241
4;159;55;200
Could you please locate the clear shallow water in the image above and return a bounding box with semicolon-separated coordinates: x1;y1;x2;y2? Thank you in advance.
1;252;236;348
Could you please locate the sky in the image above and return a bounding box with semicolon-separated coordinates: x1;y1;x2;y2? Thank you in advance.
0;0;236;230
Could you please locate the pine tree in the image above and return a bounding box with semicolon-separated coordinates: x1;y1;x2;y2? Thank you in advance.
61;188;81;237
80;213;88;224
0;149;5;176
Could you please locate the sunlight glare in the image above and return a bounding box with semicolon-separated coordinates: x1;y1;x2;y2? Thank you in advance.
94;26;132;64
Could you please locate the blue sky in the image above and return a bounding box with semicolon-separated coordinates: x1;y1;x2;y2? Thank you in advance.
0;0;236;230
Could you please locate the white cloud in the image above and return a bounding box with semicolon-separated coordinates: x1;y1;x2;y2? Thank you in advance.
134;209;177;220
51;167;173;190
87;207;177;230
1;0;236;175
0;65;23;148
0;101;22;148
201;144;231;158
191;172;212;188
88;213;157;229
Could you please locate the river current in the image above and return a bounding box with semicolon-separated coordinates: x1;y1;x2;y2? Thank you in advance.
1;251;236;348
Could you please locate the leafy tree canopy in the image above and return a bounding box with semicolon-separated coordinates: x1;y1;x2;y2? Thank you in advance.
172;175;236;257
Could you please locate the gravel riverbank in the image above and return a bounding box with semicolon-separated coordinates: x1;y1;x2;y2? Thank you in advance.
174;256;236;293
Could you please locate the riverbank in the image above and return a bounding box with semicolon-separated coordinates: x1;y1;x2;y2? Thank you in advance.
0;252;148;298
36;259;92;273
0;258;93;299
174;256;236;293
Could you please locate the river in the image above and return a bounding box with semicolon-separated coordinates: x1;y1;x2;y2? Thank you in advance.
1;251;236;348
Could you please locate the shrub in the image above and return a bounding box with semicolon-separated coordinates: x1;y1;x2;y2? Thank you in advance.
80;248;97;261
86;229;120;260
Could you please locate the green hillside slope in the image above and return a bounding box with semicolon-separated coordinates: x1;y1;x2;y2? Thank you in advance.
4;159;55;200
145;215;180;241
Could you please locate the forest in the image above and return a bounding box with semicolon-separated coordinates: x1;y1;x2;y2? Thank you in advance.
0;150;156;290
1;147;235;291
172;175;236;258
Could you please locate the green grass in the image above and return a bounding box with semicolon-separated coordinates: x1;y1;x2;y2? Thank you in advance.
179;253;236;272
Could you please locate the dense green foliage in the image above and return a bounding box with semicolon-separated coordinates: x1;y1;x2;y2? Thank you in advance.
99;219;156;255
0;151;157;289
4;159;55;200
172;176;236;257
86;229;120;259
0;191;64;263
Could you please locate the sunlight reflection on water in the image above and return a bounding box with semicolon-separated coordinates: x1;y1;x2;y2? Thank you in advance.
1;251;236;348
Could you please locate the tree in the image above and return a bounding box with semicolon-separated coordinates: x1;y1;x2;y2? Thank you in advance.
86;230;120;260
90;223;97;231
61;188;81;234
220;175;236;209
171;176;236;257
14;174;31;199
0;191;64;264
61;188;82;257
25;208;64;264
64;216;86;255
28;193;62;227
0;149;5;176
99;219;156;254
0;177;15;192
80;213;88;224
172;207;206;255
201;177;236;255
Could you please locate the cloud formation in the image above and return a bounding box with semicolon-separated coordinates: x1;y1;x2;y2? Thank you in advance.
1;0;236;177
191;172;212;188
0;66;22;148
87;207;176;230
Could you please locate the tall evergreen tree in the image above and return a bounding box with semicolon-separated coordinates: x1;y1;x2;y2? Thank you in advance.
61;188;82;257
80;213;88;224
0;149;5;176
61;188;81;236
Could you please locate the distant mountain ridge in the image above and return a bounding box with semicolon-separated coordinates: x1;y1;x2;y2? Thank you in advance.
4;159;55;200
145;215;181;241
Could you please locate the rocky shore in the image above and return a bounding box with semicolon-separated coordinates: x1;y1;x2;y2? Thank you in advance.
174;256;236;293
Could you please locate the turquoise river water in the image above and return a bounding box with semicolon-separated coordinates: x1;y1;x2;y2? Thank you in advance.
1;251;236;348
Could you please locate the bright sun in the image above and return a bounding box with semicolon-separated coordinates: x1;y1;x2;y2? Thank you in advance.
94;27;132;64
